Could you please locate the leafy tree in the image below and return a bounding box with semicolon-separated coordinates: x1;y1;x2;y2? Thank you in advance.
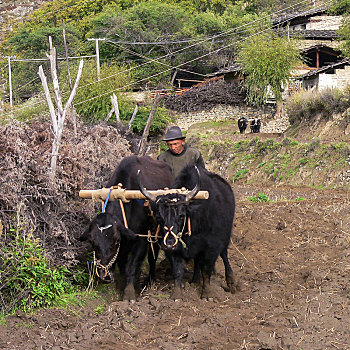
329;0;350;15
336;16;350;57
5;24;80;102
236;31;302;105
71;60;131;122
88;1;236;86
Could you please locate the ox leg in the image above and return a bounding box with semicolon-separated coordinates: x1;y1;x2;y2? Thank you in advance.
147;243;160;286
123;239;148;301
191;257;201;284
167;253;184;300
221;248;239;294
200;256;217;300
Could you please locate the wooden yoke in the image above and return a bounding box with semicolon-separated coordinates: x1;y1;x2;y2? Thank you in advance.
79;186;209;203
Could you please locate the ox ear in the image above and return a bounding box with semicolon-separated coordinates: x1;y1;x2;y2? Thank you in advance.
120;226;138;240
113;221;138;240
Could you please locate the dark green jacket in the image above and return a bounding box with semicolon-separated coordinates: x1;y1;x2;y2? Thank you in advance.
158;144;205;179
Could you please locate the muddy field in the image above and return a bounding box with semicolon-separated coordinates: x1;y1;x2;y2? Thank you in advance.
1;183;349;350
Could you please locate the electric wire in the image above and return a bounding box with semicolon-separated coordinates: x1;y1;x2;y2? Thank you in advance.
0;0;329;117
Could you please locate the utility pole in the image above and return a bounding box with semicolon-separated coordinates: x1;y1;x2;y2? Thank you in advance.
5;56;15;108
87;38;105;81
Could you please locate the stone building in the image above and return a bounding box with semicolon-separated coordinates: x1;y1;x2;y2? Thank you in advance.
209;6;347;92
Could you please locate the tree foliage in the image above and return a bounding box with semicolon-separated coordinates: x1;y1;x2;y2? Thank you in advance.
336;16;350;57
237;31;302;104
329;0;350;15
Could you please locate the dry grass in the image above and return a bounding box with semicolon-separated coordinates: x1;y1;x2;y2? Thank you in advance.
0;117;132;265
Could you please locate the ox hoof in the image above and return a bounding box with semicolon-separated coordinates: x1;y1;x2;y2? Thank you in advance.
226;273;240;294
171;286;182;301
123;284;137;302
200;287;215;300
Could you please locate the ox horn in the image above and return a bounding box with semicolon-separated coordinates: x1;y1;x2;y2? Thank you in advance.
137;169;157;202
185;166;200;202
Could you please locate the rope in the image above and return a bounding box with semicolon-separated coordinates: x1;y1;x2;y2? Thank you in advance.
101;188;112;213
119;199;128;228
93;243;120;280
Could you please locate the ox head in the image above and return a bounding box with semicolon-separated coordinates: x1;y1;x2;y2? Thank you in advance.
80;212;136;282
137;167;200;251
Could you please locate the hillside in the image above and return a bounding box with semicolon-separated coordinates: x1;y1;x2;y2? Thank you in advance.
183;111;350;190
0;0;48;41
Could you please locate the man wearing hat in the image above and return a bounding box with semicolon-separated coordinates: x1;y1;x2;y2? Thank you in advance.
158;126;205;179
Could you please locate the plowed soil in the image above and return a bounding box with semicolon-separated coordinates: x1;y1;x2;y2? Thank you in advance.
1;184;349;350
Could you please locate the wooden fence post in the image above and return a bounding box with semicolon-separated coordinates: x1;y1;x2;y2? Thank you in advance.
138;94;161;156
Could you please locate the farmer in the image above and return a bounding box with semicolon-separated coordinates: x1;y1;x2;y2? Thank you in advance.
158;125;205;179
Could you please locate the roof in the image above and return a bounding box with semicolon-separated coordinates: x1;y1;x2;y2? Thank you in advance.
277;29;339;39
272;6;328;26
297;59;350;79
301;44;341;52
207;64;242;77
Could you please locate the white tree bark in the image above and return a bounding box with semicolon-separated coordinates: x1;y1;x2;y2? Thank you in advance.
111;93;121;126
127;104;138;132
38;38;84;180
38;66;57;133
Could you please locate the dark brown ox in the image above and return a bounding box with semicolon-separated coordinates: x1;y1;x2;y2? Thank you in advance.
138;164;237;300
80;155;172;301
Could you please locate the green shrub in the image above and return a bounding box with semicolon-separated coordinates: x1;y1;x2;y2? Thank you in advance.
73;60;131;123
233;169;249;181
248;192;269;202
11;95;49;122
0;228;75;315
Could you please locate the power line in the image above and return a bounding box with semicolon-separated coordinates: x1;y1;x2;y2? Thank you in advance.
10;55;96;62
0;0;327;117
1;0;321;116
106;40;208;78
66;0;316;93
73;1;332;106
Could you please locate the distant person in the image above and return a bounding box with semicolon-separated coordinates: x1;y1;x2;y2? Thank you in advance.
250;116;261;133
237;116;248;134
158;126;205;179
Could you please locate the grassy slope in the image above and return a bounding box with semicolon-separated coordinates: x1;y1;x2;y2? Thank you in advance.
186;120;350;190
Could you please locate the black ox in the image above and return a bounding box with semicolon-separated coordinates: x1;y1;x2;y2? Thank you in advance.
80;155;172;301
138;164;237;300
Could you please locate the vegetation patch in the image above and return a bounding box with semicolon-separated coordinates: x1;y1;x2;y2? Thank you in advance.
248;192;269;202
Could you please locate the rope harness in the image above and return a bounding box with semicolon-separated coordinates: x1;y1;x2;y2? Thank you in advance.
163;214;189;248
92;224;120;280
160;199;192;249
93;244;120;280
93;194;192;277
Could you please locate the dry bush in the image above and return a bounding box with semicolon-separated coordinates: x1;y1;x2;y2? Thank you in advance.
0;117;132;265
163;79;246;113
286;88;350;125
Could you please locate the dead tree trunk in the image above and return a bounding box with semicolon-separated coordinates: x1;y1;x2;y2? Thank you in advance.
62;19;77;139
138;94;161;156
127;104;138;132
38;37;84;180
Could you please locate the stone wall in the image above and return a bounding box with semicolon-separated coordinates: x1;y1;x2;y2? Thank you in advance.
306;15;342;31
333;65;350;90
307;65;350;91
175;104;291;133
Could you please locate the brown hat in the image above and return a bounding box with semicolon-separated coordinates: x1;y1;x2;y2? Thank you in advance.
163;126;186;141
